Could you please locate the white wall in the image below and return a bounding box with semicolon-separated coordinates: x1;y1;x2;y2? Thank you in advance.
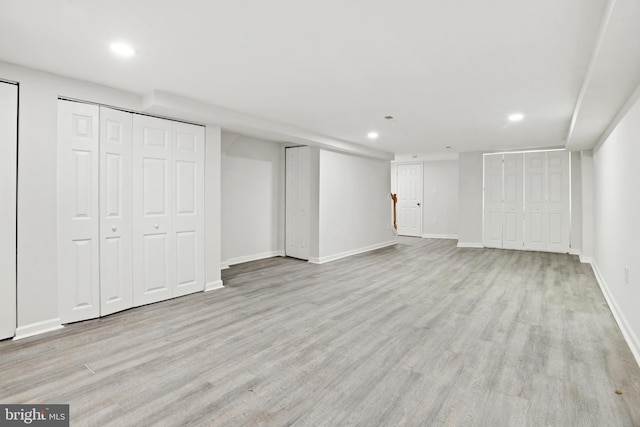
316;150;395;263
581;150;595;261
221;132;284;266
422;160;459;238
0;60;223;338
592;97;640;364
457;152;484;247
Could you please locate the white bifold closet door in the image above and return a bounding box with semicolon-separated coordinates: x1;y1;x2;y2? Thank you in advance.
524;151;570;252
483;154;503;248
0;82;18;339
99;107;133;316
132;115;205;306
58;101;101;323
483;150;570;252
59;101;205;323
285;146;310;260
502;153;524;249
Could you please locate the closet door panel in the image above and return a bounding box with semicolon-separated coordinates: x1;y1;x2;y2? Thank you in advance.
58;101;100;323
133;115;173;306
483;154;503;248
524;152;547;251
546;151;570;252
100;107;133;316
172;122;205;296
502;153;523;249
0;82;17;339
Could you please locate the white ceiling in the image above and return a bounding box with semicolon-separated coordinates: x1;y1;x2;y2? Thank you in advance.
1;0;636;157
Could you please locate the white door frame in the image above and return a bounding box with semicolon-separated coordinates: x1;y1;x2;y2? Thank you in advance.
0;81;18;339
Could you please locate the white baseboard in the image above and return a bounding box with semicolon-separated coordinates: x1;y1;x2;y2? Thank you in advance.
309;240;397;265
13;318;64;341
456;242;483;248
205;280;224;292
579;254;593;264
224;250;285;267
421;234;459;240
569;248;581;256
220;261;230;270
590;261;640;368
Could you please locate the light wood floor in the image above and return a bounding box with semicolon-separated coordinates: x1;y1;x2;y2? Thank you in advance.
1;237;639;426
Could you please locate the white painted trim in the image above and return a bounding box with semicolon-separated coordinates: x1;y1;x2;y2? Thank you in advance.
220;261;230;270
579;254;593;264
569;248;581;256
13;319;64;341
226;250;285;267
565;0;617;144
309;240;397;265
456;242;483;248
142;91;393;161
590;261;640;368
421;234;459;240
205;280;224;292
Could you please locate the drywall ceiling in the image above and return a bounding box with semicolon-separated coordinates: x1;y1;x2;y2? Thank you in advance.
0;0;630;156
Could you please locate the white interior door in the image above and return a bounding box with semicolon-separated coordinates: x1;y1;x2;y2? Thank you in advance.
285;146;310;260
397;163;423;237
172;122;205;296
58;100;100;323
483;154;503;248
524;152;547;251
0;82;18;339
502;153;524;249
133;114;173;306
546;151;570;253
99;107;133;316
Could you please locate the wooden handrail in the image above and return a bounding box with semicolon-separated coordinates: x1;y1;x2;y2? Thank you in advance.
390;193;398;230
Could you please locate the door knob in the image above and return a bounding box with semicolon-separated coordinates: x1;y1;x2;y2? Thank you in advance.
154;224;159;229
417;203;421;207
111;225;117;232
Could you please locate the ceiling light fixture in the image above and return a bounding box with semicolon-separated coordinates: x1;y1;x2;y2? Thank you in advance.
367;131;379;140
508;113;524;122
110;42;136;58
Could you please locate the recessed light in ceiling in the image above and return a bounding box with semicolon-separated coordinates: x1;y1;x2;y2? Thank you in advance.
508;113;524;122
384;116;394;120
445;145;452;149
110;42;136;58
367;131;379;140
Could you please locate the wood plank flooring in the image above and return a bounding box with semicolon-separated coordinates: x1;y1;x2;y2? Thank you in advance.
1;237;639;426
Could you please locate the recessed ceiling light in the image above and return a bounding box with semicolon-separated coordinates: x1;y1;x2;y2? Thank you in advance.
384;116;394;120
508;113;524;122
367;131;379;139
110;42;136;58
445;145;452;149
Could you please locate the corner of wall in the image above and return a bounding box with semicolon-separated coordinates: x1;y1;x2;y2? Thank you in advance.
590;260;640;367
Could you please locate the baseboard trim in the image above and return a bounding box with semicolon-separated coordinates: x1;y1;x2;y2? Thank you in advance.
13;318;64;341
579;254;593;264
309;240;397;265
205;280;224;292
591;261;640;368
220;261;230;270
225;250;285;267
421;234;459;240
569;248;581;256
456;242;483;248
